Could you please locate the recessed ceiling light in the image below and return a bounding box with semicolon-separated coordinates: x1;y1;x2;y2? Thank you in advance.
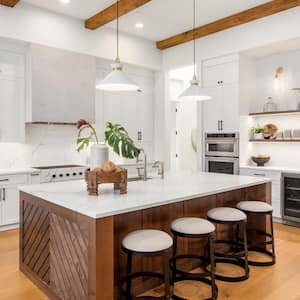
60;0;71;4
135;22;144;29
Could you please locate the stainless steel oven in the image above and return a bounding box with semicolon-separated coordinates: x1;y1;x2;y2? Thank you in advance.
205;132;239;175
205;156;239;175
205;132;239;157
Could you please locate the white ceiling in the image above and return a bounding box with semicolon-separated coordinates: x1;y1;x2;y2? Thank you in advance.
23;0;271;41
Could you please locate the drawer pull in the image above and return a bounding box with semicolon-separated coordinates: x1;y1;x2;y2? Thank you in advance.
254;173;266;177
0;179;9;182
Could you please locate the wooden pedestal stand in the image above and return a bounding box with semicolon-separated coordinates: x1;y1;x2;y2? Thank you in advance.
85;167;128;196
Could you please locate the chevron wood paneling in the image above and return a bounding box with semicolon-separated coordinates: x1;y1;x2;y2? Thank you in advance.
22;201;50;285
50;214;89;300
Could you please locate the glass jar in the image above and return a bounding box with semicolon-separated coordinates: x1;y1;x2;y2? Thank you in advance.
263;97;277;112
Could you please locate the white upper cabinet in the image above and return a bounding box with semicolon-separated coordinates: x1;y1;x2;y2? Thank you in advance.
202;54;240;132
0;50;25;142
203;56;239;88
28;44;96;123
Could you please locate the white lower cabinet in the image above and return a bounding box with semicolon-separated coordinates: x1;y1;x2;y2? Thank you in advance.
240;168;282;218
0;174;28;227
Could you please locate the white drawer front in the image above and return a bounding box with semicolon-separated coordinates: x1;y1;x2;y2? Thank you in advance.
0;174;28;186
240;168;281;181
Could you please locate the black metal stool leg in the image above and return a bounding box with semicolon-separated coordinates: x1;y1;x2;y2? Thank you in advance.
172;235;177;283
270;213;276;264
235;223;240;252
126;252;132;300
163;252;171;300
242;222;249;278
209;234;217;300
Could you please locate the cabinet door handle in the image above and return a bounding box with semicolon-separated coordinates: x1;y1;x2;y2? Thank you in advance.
0;179;9;182
217;120;220;131
0;189;1;202
221;120;224;131
2;188;5;201
254;173;266;177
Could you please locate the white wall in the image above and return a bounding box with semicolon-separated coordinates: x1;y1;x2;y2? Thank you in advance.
253;49;300;113
240;49;300;168
162;7;300;71
0;2;161;70
159;7;300;169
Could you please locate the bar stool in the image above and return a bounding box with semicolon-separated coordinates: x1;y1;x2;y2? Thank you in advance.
170;217;218;300
121;229;173;300
237;201;276;266
207;207;249;282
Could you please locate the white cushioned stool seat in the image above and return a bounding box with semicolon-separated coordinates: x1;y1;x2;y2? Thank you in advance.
171;217;215;235
237;201;273;213
122;229;173;253
207;207;247;222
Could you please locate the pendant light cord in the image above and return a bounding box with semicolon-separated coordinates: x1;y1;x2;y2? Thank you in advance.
116;0;119;60
193;0;196;78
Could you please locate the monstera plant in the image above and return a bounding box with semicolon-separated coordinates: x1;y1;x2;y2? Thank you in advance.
105;122;141;159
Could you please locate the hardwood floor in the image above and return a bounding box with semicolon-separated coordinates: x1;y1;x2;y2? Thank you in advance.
0;223;299;300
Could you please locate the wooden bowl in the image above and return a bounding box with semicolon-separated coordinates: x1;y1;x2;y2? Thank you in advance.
251;156;270;167
263;124;278;140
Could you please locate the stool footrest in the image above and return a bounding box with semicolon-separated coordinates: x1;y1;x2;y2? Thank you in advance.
212;258;249;282
172;277;218;300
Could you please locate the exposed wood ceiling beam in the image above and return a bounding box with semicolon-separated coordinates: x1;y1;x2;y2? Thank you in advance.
85;0;151;30
0;0;19;7
157;0;300;50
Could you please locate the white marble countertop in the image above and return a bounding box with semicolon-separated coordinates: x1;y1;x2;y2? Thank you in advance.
19;171;271;219
240;165;300;174
0;168;39;176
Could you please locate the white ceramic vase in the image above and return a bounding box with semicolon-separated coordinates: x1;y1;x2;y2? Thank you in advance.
89;143;109;170
253;133;264;140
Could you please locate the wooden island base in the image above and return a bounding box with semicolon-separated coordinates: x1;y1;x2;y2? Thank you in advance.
20;183;271;300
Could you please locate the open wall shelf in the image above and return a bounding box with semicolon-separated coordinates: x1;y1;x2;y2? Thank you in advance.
249;110;300;117
249;139;300;143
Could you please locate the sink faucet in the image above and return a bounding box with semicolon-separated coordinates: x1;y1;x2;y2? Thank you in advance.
152;161;164;179
136;148;147;181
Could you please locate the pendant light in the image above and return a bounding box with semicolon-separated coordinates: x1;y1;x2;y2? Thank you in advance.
97;1;140;91
178;0;211;101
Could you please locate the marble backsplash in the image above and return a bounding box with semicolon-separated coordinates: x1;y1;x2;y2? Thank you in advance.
0;124;154;170
0;124;88;169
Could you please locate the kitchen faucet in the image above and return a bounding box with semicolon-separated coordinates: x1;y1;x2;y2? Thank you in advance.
152;161;164;179
136;148;147;181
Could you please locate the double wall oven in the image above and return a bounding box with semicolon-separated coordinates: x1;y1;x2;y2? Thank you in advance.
205;132;239;175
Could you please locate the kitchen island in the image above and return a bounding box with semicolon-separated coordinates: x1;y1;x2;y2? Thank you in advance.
19;171;271;300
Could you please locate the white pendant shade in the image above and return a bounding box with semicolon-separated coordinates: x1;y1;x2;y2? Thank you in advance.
97;61;139;92
179;79;211;101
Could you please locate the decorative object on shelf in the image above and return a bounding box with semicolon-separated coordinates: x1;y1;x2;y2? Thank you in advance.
292;88;300;110
76;119;109;169
283;129;292;140
251;155;270;167
178;0;211;102
292;129;300;139
274;66;284;91
105;122;141;159
251;125;265;140
96;1;139;92
85;160;127;196
263;124;278;140
263;96;277;112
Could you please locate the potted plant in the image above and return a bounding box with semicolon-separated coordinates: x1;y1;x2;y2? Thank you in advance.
104;122;141;159
76;119;108;169
76;120;141;168
251;125;265;140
